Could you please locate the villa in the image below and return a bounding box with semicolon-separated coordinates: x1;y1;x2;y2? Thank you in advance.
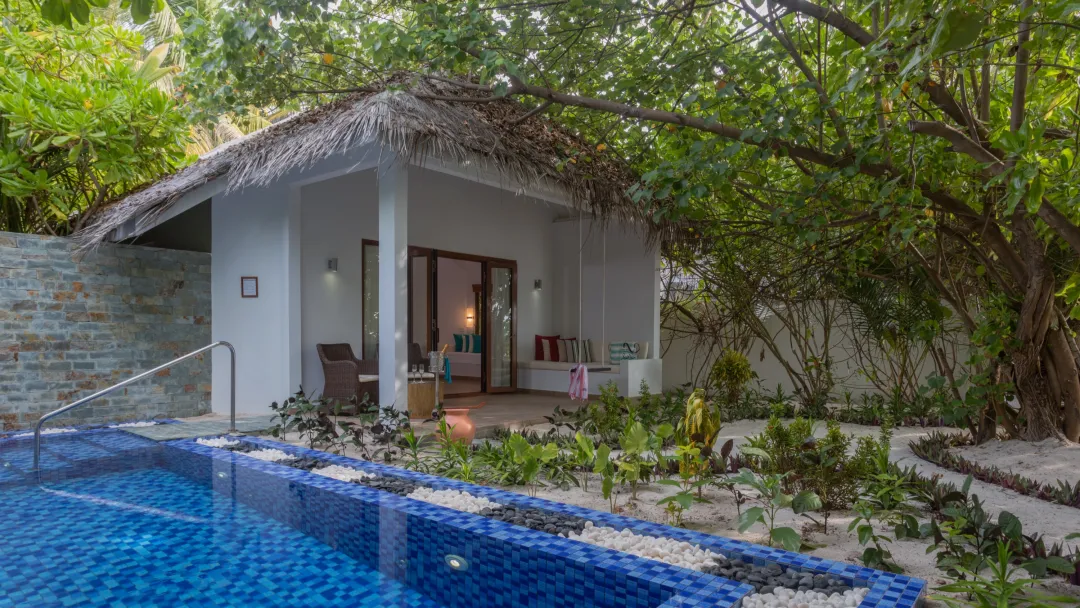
78;73;665;417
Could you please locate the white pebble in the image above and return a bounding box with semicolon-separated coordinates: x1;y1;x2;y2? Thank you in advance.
241;448;293;462
565;522;725;571
12;427;77;438
406;487;501;514
741;586;868;608
109;421;160;428
311;464;375;482
196;437;240;448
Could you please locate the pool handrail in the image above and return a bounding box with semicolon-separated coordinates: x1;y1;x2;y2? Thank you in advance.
32;341;236;471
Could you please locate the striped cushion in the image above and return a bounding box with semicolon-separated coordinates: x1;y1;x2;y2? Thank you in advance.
558;338;579;363
539;336;559;361
459;334;482;353
535;335;560;361
609;341;641;362
578;339;594;363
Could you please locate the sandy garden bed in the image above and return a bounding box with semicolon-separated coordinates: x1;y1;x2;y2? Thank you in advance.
262;419;1080;606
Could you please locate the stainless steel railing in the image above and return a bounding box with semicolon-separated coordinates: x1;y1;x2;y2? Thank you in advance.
32;341;236;471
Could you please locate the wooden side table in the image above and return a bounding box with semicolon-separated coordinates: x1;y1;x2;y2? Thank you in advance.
407;380;445;419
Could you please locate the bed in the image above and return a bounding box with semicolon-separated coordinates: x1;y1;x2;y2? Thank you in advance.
444;350;482;378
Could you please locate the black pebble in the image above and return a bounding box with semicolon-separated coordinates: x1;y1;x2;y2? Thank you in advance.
704;556;861;598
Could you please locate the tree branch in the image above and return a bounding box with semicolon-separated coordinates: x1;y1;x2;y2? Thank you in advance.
1010;0;1033;134
509;100;553;125
906;120;1002;167
771;0;874;46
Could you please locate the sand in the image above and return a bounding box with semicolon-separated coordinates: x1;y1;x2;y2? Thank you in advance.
953;438;1080;487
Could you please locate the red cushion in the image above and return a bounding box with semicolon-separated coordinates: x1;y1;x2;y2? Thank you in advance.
535;334;560;361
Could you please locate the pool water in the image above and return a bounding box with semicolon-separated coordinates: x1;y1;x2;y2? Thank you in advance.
0;467;445;607
0;431;925;608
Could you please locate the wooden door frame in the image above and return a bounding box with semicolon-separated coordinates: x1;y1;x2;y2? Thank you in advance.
361;240;517;396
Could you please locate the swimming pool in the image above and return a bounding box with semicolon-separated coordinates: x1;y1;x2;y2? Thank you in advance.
0;429;926;607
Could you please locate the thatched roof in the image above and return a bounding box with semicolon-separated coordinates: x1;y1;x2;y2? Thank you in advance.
77;73;662;247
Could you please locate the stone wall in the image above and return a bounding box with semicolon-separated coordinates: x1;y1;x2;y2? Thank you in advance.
0;232;211;429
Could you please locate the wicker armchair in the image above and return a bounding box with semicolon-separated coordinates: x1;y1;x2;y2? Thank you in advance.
409;342;425;369
317;343;378;410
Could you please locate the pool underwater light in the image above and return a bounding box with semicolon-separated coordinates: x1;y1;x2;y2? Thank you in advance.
444;554;468;571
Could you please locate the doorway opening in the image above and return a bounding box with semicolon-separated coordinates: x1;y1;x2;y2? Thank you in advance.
433;256;482;396
361;240;517;397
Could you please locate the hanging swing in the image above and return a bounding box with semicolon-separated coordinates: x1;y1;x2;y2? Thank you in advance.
569;211;612;401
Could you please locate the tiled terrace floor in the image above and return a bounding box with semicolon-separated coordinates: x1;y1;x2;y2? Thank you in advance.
125;392;579;441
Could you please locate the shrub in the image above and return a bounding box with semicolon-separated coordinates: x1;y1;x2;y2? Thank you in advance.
683;388;722;453
743;417;877;517
710;349;754;406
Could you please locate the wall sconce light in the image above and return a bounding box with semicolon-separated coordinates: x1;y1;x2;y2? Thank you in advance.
327;258;339;272
465;308;474;328
534;279;542;290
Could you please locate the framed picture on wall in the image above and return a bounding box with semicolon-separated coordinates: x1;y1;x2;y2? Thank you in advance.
241;276;259;298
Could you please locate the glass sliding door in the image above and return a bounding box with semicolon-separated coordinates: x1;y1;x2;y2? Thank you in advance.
361;241;379;359
485;261;516;392
408;249;433;353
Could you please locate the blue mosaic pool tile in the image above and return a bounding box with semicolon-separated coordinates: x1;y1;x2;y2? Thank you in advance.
0;467;446;607
0;418;178;440
166;436;927;608
0;428;160;488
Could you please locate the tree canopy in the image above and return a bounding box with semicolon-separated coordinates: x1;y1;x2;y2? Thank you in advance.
20;0;1080;442
0;0;190;233
172;0;1080;441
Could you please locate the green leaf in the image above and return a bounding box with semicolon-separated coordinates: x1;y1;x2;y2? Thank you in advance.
792;491;822;514
594;444;611;473
770;527;802;552
1046;555;1076;574
737;506;764;533
574;431;594;456
1026;173;1045;212
739;446;772;461
41;0;71;25
620;422;650;453
857;524;873;546
998;511;1022;539
674;493;694;510
129;0;155;24
69;0;91;24
939;10;985;54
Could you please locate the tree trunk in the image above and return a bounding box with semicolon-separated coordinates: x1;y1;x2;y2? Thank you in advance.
1047;325;1080;441
1014;343;1066;441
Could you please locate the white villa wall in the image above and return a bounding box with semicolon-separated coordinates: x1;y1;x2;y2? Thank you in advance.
299;171;376;396
661;309;951;400
296;166;559;395
211;185;295;415
408;167;558;368
436;257;481;344
551;219;660;361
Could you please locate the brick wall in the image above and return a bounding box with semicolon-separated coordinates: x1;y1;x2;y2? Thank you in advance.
0;232;211;429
